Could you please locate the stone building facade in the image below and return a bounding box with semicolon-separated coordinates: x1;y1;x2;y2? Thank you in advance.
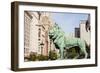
24;11;55;58
80;20;91;46
75;15;91;46
24;11;32;57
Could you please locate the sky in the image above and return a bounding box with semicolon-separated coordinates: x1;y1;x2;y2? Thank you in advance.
51;12;89;35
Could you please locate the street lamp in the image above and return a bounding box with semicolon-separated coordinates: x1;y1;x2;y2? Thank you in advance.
40;42;44;55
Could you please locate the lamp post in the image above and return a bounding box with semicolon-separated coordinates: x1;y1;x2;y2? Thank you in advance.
40;42;44;55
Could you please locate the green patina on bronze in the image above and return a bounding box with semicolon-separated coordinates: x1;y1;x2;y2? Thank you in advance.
49;24;87;59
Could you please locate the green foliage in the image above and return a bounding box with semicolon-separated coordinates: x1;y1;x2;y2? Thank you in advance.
49;50;58;60
69;48;76;58
66;47;86;59
37;54;44;61
29;52;37;61
66;48;78;59
43;56;49;60
37;54;49;61
28;52;49;61
28;51;59;61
